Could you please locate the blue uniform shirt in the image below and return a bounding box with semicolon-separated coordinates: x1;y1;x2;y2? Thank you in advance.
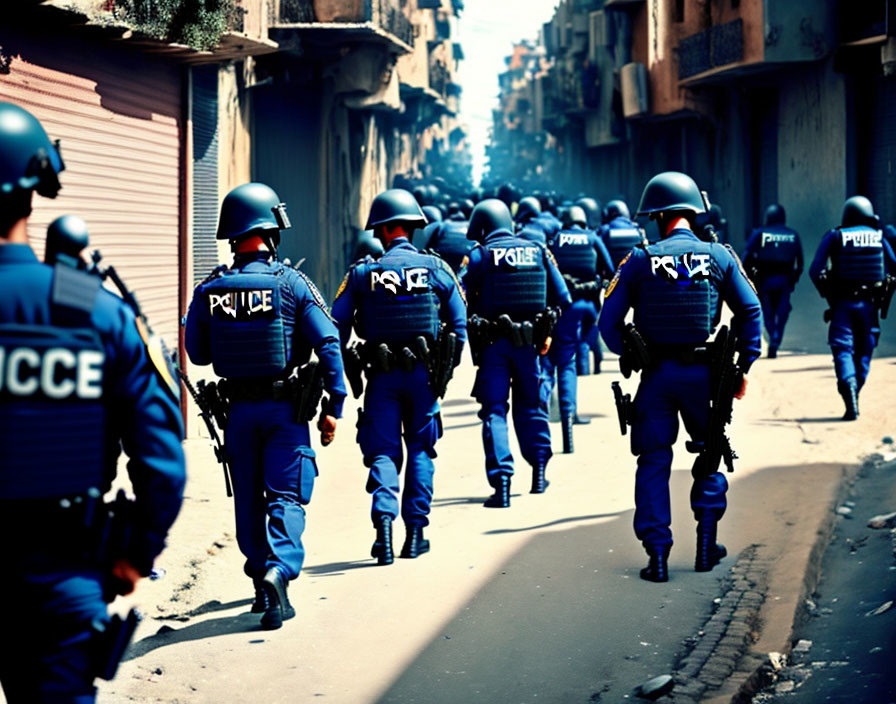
0;244;186;573
599;228;762;372
599;216;646;269
743;225;803;279
549;224;615;282
809;227;896;296
185;252;346;418
331;238;468;348
463;229;572;318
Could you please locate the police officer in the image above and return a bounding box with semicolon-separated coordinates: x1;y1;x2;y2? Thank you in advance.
0;102;186;701
424;199;474;274
742;204;803;358
576;196;602;231
331;189;467;564
463;199;571;506
515;195;548;244
546;205;615;452
599;172;761;582
185;183;346;629
809;196;896;420
599;199;646;269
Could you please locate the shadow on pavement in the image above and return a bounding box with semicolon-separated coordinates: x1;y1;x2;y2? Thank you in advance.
303;559;377;576
125;612;263;660
770;365;833;374
483;511;625;535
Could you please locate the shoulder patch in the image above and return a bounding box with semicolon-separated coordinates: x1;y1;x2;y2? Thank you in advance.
545;248;560;268
723;243;757;294
334;271;351;302
135;317;180;400
605;251;632;299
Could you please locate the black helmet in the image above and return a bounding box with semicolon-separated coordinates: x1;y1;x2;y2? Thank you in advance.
763;203;786;226
460;198;475;219
366;188;427;230
469;187;484;204
637;171;707;217
217;183;289;242
353;230;385;260
468;198;513;242
564;205;588;228
497;182;518;207
0;102;64;200
422;205;443;224
602;199;630;223
576;197;601;227
841;196;876;228
516;196;542;223
45;215;89;267
447;201;462;218
412;185;429;206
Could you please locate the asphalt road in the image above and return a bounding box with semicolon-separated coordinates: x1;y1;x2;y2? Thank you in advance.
19;347;894;704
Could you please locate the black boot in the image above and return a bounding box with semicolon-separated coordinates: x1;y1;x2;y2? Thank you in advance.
562;414;574;454
530;461;549;494
838;379;859;421
400;525;430;559
260;566;295;630
695;524;727;572
592;352;601;375
484;474;511;508
767;345;778;359
639;547;670;583
371;514;394;565
251;577;269;613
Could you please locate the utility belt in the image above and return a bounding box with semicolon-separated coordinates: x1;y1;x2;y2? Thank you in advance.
468;309;559;365
755;262;796;278
619;323;713;378
562;274;603;303
833;280;884;301
649;343;711;365
359;338;431;375
221;361;326;423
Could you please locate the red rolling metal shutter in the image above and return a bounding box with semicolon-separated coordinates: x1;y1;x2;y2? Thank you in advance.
0;31;183;348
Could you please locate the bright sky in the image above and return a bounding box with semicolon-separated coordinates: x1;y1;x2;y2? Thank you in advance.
455;0;559;185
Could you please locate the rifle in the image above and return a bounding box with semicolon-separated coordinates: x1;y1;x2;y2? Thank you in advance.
426;326;458;398
293;360;325;423
692;325;740;478
176;368;233;497
611;381;632;436
343;342;365;399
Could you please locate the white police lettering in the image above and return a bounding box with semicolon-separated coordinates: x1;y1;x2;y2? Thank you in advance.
761;232;796;247
492;246;538;267
649;253;711;280
558;233;589;247
372;267;430;294
841;229;882;248
209;289;274;318
0;346;105;399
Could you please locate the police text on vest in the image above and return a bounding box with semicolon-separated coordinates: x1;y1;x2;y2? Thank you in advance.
0;346;104;399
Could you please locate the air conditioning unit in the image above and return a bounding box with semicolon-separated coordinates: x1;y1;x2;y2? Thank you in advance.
620;61;648;118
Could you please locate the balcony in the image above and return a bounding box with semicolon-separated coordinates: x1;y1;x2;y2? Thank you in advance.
839;0;894;46
678;18;743;80
270;0;413;54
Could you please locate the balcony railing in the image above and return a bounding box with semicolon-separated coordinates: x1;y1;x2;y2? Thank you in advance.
678;18;743;80
273;0;413;47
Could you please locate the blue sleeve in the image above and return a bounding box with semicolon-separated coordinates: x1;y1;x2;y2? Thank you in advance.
331;266;359;347
742;230;760;264
184;283;212;365
105;296;186;575
293;274;347;418
794;232;804;278
594;235;615;278
433;260;468;347
884;238;896;275
544;247;572;310
461;246;484;310
809;231;836;289
598;251;639;355
718;245;762;371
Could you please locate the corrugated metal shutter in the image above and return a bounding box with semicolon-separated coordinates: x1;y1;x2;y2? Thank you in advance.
192;65;220;285
866;77;896;227
0;30;182;349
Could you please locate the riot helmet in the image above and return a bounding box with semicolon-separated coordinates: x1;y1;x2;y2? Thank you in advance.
602;199;630;224
469;187;484;204
516;196;542;224
576;197;601;227
422;205;443;224
45;215;89;268
217;183;290;250
763;203;786;227
412;185;429;206
0;102;64;200
447;201;463;219
467;198;513;242
460;198;475;219
497;182;519;208
637;172;706;217
353;230;385;260
366;188;427;232
564;205;588;228
841;196;877;228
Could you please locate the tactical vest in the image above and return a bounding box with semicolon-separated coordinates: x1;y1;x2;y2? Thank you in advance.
635;245;719;346
357;259;439;344
431;220;472;272
832;227;885;284
478;240;547;320
204;271;290;378
0;266;106;500
605;225;644;268
756;228;799;268
550;229;598;280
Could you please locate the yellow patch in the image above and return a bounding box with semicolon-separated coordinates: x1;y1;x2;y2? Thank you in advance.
136;317;179;400
604;251;632;299
334;272;350;301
